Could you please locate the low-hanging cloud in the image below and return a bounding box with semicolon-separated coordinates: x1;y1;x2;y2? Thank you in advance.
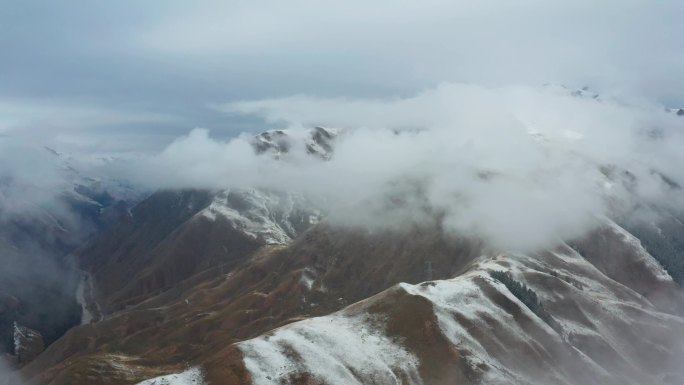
0;359;21;385
123;84;684;251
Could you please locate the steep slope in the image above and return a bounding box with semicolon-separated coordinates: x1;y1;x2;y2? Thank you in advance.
203;220;684;385
625;212;684;286
73;126;337;315
19;221;480;384
75;189;215;313
75;187;321;315
18;213;684;385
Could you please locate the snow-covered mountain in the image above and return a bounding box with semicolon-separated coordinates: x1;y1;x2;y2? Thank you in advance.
6;121;684;385
201;189;320;245
223;219;683;385
12;199;684;385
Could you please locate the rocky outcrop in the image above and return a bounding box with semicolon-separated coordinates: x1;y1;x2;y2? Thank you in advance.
251;126;339;160
13;323;44;366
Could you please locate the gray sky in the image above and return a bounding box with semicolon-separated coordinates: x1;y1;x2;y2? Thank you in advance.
1;0;683;154
2;0;684;251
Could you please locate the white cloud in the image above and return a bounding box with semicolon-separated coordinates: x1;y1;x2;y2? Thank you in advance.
3;1;684;251
127;84;684;250
0;99;175;133
136;0;684;101
0;359;21;385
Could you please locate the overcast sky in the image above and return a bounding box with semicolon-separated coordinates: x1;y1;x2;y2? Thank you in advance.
1;0;683;154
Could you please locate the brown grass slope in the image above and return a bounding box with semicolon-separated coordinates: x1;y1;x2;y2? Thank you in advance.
21;216;482;384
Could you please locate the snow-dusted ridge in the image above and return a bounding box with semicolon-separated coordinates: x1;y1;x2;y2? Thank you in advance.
232;218;684;385
193;126;337;244
200;189;320;245
239;313;421;385
251;126;340;160
603;220;673;283
135;367;205;385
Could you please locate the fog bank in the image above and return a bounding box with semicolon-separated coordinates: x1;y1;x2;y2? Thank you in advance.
117;84;684;250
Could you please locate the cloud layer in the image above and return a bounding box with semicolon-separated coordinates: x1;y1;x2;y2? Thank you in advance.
1;0;684;151
2;1;684;250
123;84;684;250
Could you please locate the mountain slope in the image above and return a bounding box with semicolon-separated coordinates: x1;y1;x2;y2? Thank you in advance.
16;210;684;385
204;220;684;385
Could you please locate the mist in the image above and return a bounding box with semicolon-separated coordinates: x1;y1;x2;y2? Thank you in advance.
0;1;683;383
109;84;682;251
0;140;133;381
0;358;22;385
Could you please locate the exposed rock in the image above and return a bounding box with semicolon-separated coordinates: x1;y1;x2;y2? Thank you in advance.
252;130;291;156
251;126;340;160
200;189;320;245
13;323;44;366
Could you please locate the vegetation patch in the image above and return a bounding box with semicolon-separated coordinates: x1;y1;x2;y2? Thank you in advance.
628;227;684;286
488;270;560;332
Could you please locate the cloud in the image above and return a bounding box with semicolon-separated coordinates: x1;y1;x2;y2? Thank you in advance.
0;141;67;215
0;99;179;152
1;0;684;152
137;0;684;101
0;100;174;131
0;359;21;385
124;84;684;250
2;1;684;251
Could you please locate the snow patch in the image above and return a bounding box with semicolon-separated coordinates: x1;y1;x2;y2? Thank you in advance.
604;220;673;282
135;367;204;385
239;314;420;385
200;189;319;245
300;271;315;291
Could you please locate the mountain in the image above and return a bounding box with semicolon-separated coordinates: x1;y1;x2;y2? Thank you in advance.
6;124;684;385
253;126;339;159
666;107;684;116
222;221;684;385
15;208;684;385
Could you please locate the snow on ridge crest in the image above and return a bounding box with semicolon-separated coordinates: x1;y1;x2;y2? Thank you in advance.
239;313;421;385
135;367;205;385
252;126;340;159
198;126;334;245
236;233;684;385
603;219;673;283
200;189;320;245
